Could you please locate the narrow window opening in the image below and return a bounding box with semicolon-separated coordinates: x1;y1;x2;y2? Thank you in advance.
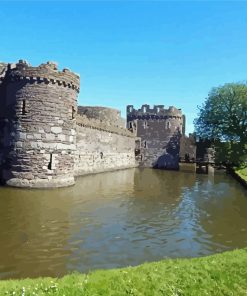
143;121;148;129
157;107;160;113
144;141;147;148
143;106;147;113
48;153;52;170
22;100;26;115
100;152;103;159
167;121;171;129
129;122;133;129
72;106;76;119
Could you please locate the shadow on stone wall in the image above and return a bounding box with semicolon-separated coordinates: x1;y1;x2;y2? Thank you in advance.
153;131;180;170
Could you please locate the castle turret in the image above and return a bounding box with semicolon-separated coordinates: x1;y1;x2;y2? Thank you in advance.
127;104;183;169
0;60;80;188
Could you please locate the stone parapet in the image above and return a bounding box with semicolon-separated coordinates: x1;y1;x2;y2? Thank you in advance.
76;114;136;138
5;60;80;92
78;106;126;128
127;104;183;120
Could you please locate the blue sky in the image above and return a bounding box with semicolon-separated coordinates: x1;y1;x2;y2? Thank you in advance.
1;1;247;133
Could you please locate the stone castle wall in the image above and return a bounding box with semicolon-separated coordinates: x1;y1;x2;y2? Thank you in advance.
0;60;196;188
75;119;136;176
127;104;184;169
0;60;137;188
75;111;137;176
179;134;196;161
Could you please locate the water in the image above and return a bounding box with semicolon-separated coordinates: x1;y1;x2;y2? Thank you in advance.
0;168;246;279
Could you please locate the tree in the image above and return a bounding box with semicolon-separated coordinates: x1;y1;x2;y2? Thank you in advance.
194;83;247;165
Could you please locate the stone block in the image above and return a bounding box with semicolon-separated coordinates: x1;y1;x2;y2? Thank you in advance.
51;126;62;134
57;143;68;150
58;134;66;141
16;141;23;148
46;133;55;141
19;132;26;140
34;133;42;139
31;142;38;149
44;127;51;133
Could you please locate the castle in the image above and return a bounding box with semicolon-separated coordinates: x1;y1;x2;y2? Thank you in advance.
0;60;195;188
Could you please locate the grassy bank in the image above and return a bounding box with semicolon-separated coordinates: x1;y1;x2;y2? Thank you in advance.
235;166;247;182
1;248;247;296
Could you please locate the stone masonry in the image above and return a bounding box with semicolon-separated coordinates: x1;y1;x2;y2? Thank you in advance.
0;60;137;188
127;104;195;169
0;60;80;188
0;60;195;188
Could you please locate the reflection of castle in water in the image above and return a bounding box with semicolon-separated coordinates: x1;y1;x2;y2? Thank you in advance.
1;168;246;279
0;169;136;279
0;187;74;279
192;174;247;251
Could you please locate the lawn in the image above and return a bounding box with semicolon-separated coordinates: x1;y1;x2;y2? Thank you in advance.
235;166;247;182
1;248;247;296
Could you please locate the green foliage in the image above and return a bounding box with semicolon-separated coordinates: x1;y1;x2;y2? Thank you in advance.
1;248;247;295
214;141;247;165
194;83;247;165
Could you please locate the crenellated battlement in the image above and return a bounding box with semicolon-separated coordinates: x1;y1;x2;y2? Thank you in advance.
127;104;183;120
0;59;139;189
0;59;192;188
3;60;80;92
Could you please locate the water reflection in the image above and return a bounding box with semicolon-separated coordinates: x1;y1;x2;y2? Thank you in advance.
0;168;246;279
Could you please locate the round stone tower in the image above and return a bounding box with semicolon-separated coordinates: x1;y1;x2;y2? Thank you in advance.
0;60;80;188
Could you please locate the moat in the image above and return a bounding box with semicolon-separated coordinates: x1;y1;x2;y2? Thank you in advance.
0;168;246;280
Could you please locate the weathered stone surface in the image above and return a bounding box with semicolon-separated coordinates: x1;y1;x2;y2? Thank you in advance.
46;133;56;141
0;60;78;188
58;134;66;141
127;105;183;169
0;60;193;189
74;125;137;177
51;127;62;134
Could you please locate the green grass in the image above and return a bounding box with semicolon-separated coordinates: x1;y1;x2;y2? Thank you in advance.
1;248;247;296
235;166;247;182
